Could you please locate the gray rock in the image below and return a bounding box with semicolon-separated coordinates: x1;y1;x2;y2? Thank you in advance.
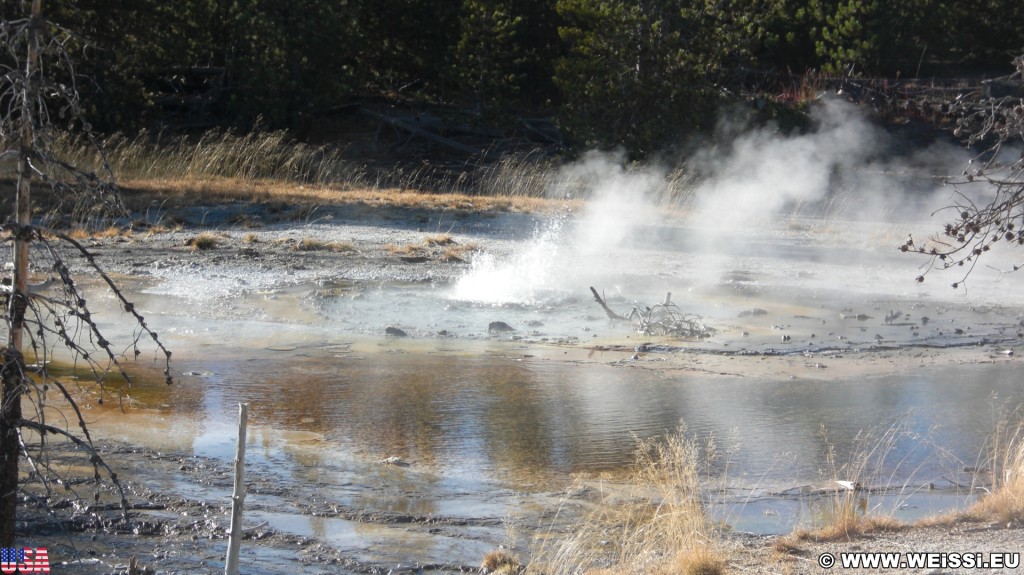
488;321;516;334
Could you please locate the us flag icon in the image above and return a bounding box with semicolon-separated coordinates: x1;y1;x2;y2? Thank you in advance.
1;547;50;573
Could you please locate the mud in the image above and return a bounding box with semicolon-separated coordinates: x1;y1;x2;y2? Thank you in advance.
19;442;554;574
59;201;534;287
18;199;1024;573
22;203;554;573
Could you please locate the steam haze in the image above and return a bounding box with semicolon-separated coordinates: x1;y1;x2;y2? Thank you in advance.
691;99;886;228
455;97;1024;306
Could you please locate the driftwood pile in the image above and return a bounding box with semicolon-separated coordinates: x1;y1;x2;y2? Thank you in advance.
589;287;710;337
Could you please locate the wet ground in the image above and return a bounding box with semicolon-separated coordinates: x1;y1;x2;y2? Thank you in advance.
16;199;1024;573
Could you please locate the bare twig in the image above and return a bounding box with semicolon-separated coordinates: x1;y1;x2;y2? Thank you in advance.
589;286;627;320
589;286;711;337
904;53;1024;287
1;3;170;545
629;302;710;337
18;419;129;518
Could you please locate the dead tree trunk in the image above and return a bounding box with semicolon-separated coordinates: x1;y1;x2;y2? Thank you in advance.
1;0;41;547
0;351;24;546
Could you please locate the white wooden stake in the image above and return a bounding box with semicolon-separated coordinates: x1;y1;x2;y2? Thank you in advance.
225;403;248;575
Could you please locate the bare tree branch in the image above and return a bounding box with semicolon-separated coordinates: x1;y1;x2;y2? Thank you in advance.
904;54;1024;288
1;2;170;546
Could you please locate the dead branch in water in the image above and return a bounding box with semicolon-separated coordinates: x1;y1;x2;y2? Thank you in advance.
589;287;711;337
589;286;626;320
630;302;710;337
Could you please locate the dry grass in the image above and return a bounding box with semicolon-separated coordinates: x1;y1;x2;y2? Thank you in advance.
188;232;219;250
861;514;905;532
480;548;522;574
527;426;727;575
96;226;131;238
794;495;867;542
962;404;1024;524
770;537;806;556
66;227;90;240
774;71;836;105
781;407;1024;545
424;233;455;246
67;225;132;240
10;129;718;228
911;509;961;529
385;243;423;255
790;506;906;543
777;419;930;543
295;237;356;253
764;408;1024;569
661;547;727;575
56;129;357;185
45;129;588;214
442;243;479;262
145;223;181;235
117;178;576;217
382;235;478;262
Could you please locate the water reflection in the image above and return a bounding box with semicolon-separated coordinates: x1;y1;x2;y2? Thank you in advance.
98;339;1024;494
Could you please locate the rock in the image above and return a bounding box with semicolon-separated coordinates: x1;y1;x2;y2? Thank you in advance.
379;456;410;467
385;326;408;337
488;321;515;334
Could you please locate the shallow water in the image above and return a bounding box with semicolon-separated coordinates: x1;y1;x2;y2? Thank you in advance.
97;339;1023;490
53;213;1024;570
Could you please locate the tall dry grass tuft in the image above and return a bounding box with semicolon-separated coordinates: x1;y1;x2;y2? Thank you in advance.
528;426;727;575
41;129;720;222
788;419;939;542
775;71;834;105
50;130;566;197
966;403;1024;523
295;237;356;253
423;233;456;246
188;232;219;251
481;548;523;574
473;152;559;198
51;129;368;187
37;129;726;229
51;129;709;201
